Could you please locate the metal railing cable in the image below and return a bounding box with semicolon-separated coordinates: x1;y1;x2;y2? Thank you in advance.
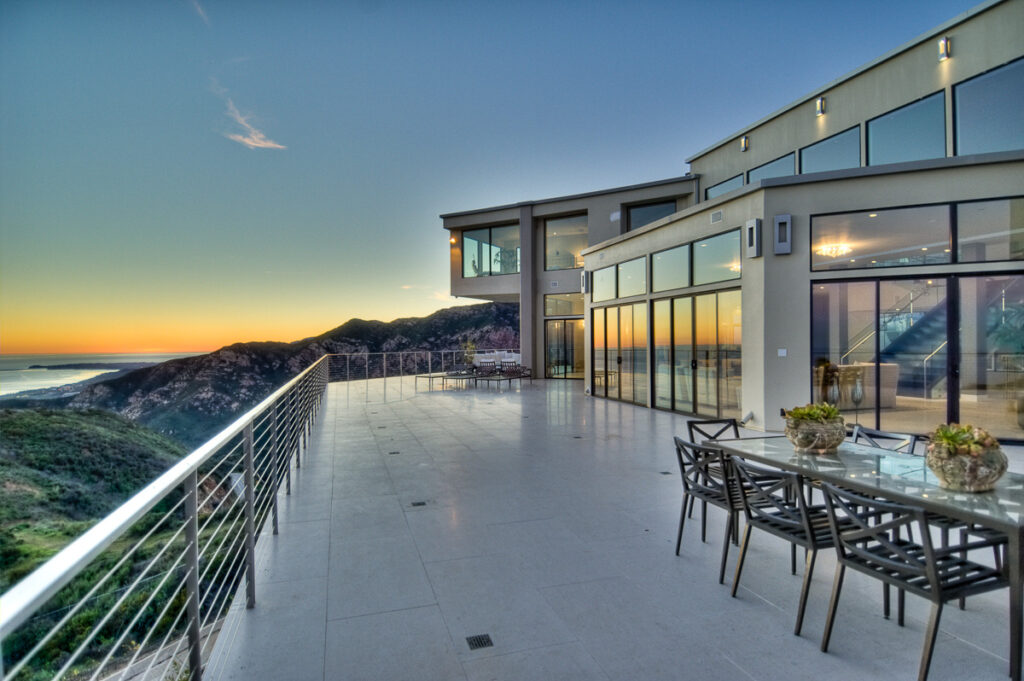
0;356;329;681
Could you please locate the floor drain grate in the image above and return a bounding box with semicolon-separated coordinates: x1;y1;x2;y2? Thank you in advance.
466;634;493;650
410;501;427;507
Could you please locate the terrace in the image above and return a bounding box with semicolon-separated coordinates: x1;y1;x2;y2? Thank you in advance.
202;376;1020;681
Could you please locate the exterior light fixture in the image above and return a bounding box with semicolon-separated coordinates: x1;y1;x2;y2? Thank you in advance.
815;243;852;258
816;96;826;116
868;213;878;218
740;135;749;152
938;36;951;61
449;236;457;244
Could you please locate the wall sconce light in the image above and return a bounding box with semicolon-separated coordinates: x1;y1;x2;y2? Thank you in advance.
815;96;826;116
449;236;457;244
739;135;749;152
938;36;951;61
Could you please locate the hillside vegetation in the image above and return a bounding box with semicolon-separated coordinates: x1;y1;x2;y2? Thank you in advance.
0;409;186;590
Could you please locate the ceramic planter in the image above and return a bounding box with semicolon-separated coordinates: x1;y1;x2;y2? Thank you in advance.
785;417;846;455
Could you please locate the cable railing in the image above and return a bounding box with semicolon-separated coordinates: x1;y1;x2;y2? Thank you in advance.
0;355;329;681
325;349;518;383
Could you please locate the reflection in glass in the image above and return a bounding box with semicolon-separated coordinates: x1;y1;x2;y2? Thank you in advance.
617;257;647;298
593;266;616;302
955;57;1024;156
607;307;619;399
628;200;677;231
718;290;742;420
673;297;693;413
693;230;741;285
867;92;945;166
811;281;877;424
800;127;859;174
490;224;520;274
695;294;718;415
593;308;606;397
959;274;1024;440
811;205;950;271
957;198;1024;263
748;153;795;183
462;225;520;277
544;293;584;316
632;303;648;406
653;244;689;292
463;228;488;278
545;214;587;271
545;319;584;379
620;306;633;403
705;175;742;200
654;299;671;409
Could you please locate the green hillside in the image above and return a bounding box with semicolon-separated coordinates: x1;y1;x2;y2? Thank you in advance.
0;409;186;590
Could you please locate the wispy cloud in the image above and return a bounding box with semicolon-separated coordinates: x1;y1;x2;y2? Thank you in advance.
209;79;286;150
191;0;210;25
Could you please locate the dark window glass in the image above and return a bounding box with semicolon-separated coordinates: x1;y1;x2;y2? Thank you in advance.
462;225;519;277
544;293;584;316
693;231;741;285
593;266;616;302
545;319;584;379
653;244;690;292
617;257;646;298
627;200;677;231
705;175;742;200
748;153;795;183
800;127;860;174
958;198;1024;263
955;57;1024;155
867;92;945;166
545;214;587;271
811;205;951;271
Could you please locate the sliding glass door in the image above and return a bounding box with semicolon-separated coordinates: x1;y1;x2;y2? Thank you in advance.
592;303;648;405
545;319;584;378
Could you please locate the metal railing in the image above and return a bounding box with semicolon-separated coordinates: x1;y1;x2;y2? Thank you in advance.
0;356;329;681
325;349;518;383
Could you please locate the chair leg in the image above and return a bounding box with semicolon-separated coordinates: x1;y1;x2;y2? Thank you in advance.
675;496;688;556
719;513;734;585
884;584;890;619
821;563;846;652
687;494;695;519
730;523;751;595
700;500;708;543
918;603;944;681
898;588;905;627
791;543;797;575
795;548;817;636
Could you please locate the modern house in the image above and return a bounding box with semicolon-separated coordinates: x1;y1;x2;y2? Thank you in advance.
442;0;1024;441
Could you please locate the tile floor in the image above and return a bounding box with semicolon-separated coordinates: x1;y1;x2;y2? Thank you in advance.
205;378;1022;681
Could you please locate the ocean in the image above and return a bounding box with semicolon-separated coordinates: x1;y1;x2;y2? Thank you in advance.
0;352;202;397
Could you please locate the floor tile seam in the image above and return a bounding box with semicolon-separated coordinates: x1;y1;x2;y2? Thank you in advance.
720;651;760;681
323;602;442;625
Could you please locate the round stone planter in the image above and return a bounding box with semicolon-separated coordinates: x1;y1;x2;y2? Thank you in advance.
785;417;846;455
926;445;1008;492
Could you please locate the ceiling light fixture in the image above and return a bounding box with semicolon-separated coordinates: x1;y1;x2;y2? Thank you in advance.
815;243;852;258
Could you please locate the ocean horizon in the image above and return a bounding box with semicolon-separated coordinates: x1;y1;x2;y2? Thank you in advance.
0;352;203;397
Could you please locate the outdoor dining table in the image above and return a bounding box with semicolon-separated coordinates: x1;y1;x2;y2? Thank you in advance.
713;435;1024;681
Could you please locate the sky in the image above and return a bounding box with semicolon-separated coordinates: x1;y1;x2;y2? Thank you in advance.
0;0;982;354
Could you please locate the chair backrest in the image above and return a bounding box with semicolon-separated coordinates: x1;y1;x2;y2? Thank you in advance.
819;482;936;591
673;437;732;504
850;425;921;455
687;418;739;443
730;457;813;540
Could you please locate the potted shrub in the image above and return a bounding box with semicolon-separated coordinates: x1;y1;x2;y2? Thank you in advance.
784;402;845;454
925;423;1007;492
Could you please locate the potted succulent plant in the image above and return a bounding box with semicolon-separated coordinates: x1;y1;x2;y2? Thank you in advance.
925;423;1007;492
784;402;845;454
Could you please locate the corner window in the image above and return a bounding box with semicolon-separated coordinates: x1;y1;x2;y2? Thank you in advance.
627;200;677;231
748;153;795;183
592;266;616;302
544;293;584;316
617;257;647;298
810;205;951;271
955;57;1024;156
867;92;945;166
462;224;520;277
800;127;860;174
957;198;1024;263
545;214;587;271
693;231;741;285
705;175;742;200
652;244;690;292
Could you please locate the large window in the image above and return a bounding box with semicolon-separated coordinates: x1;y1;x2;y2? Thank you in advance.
955;57;1024;156
957;198;1024;263
811;205;951;271
592;303;647;405
627;200;677;231
592;266;616;302
693;230;741;285
800;127;859;174
653;244;690;292
748;153;795;183
867;92;945;166
544;293;584;316
462;224;520;278
545;214;587;271
617;257;647;298
705;175;742;200
545;319;584;379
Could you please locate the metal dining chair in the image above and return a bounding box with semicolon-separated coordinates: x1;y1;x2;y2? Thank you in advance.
819;482;1009;681
850;424;920;453
687;418;739;444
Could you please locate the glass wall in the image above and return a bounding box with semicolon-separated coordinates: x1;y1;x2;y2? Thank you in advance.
593;266;616;302
593;309;606;397
462;224;520;277
867;92;945;166
748;153;795;183
800;127;860;174
811;205;951;271
545;319;584;379
617;257;647;298
627;200;677;231
957;198;1024;263
544;293;584;316
591;303;647;406
693;230;741;285
717;290;742;420
811;281;877;423
955;57;1024;156
545;214;587;271
673;297;694;413
653;244;689;292
705;175;742;200
653;299;671;409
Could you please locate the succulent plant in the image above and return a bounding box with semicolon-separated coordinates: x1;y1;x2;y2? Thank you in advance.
784;402;841;423
927;423;1000;458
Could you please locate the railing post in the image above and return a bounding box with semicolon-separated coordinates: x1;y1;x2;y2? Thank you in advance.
184;469;203;681
346;354;350;382
292;388;301;469
271;405;280;535
243;423;256;609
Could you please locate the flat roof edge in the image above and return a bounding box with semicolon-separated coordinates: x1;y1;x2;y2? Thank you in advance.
440;175;697;220
684;0;1006;163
